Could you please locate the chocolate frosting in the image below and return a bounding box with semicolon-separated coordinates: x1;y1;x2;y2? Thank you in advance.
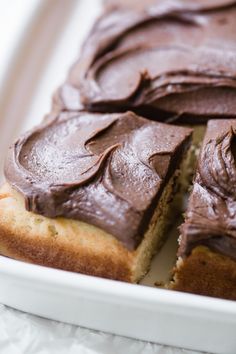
5;111;192;250
179;120;236;261
55;0;236;123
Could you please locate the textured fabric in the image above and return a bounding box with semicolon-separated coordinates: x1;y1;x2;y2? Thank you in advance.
0;304;206;354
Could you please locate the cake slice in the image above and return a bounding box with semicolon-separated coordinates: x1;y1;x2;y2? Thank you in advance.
1;111;192;282
172;119;236;299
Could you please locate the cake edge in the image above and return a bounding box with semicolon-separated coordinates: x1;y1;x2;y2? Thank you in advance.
170;246;236;300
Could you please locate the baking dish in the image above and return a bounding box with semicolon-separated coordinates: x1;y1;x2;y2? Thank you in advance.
0;1;235;353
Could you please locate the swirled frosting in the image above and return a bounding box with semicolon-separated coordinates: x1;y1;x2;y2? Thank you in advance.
55;0;236;123
5;111;192;250
179;119;236;260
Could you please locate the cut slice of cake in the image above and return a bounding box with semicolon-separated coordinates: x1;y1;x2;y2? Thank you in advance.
172;119;236;299
1;111;192;282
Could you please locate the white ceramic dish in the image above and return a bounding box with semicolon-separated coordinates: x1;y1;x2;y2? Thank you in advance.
0;1;236;353
1;256;236;354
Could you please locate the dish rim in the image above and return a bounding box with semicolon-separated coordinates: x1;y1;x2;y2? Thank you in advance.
1;255;236;319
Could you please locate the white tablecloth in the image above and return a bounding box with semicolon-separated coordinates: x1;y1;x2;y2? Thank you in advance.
0;304;207;354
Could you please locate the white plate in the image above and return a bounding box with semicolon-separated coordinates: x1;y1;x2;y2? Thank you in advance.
0;1;236;353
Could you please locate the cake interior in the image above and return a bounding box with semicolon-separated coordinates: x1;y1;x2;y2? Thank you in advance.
174;124;205;193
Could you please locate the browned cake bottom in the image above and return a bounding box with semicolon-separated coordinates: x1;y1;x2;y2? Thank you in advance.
171;246;236;300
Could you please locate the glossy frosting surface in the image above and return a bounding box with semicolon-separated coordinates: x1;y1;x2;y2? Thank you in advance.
179;119;236;260
56;0;236;123
5;111;191;249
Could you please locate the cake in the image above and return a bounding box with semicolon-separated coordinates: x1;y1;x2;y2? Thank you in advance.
54;0;236;125
172;120;236;300
1;0;236;299
0;111;192;282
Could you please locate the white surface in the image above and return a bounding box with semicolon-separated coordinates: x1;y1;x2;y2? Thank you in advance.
0;304;200;354
0;1;235;354
0;0;41;87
